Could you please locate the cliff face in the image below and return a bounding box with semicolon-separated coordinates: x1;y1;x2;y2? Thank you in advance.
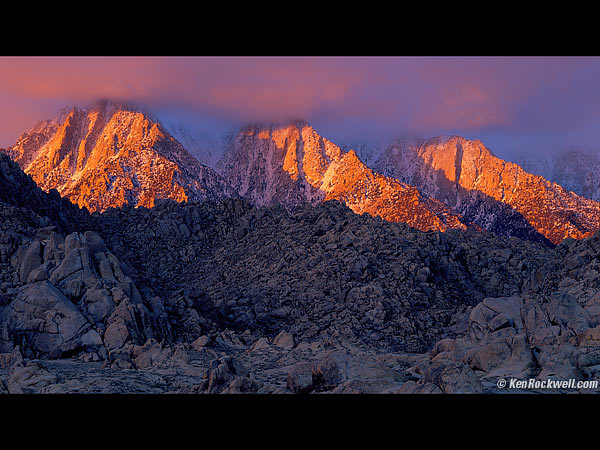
217;121;470;233
2;101;232;213
375;136;600;244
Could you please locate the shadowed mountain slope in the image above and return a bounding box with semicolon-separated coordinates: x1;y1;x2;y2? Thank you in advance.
217;121;472;233
375;136;600;244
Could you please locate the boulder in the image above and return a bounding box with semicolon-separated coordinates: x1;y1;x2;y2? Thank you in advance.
206;356;248;393
190;335;210;351
408;360;484;394
81;288;115;324
249;337;270;352
287;350;404;394
287;361;315;394
0;281;91;358
133;340;190;369
225;376;258;394
18;240;42;283
103;320;130;352
273;331;295;349
6;361;59;394
468;334;535;379
0;346;24;369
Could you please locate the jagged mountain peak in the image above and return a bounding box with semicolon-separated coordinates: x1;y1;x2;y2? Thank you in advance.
415;135;493;156
375;135;600;244
218;119;471;233
53;100;164;133
78;98;149;115
237;118;313;136
369;135;497;173
56;99;117;118
1;102;233;213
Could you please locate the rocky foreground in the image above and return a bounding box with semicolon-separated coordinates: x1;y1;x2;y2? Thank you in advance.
1;154;600;394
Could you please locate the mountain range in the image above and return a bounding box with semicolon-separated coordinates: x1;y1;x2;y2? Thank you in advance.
1;100;600;394
2;100;599;245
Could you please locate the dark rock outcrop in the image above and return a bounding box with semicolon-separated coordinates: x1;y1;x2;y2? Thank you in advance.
1;149;600;394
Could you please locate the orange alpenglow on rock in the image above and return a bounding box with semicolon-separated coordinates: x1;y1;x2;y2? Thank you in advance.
217;121;471;233
4;103;598;246
376;136;600;244
2;100;231;213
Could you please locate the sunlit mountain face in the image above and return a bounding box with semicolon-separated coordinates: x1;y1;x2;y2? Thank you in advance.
374;136;600;245
1;100;233;213
2;100;599;247
216;121;471;233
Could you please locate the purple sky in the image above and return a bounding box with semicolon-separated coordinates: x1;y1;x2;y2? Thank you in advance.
1;56;599;159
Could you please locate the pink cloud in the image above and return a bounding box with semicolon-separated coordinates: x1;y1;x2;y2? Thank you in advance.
1;56;600;156
0;57;365;119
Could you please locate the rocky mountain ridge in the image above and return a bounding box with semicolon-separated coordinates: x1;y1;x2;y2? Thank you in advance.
1;100;233;213
217;121;471;233
374;136;600;244
3;102;599;247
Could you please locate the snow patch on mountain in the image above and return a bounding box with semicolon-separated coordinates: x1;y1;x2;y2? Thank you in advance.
1;101;233;213
374;135;600;244
217;121;471;233
158;120;232;169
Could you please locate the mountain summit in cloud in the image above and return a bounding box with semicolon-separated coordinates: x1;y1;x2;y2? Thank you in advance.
375;136;600;244
217;120;471;233
1;100;233;213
